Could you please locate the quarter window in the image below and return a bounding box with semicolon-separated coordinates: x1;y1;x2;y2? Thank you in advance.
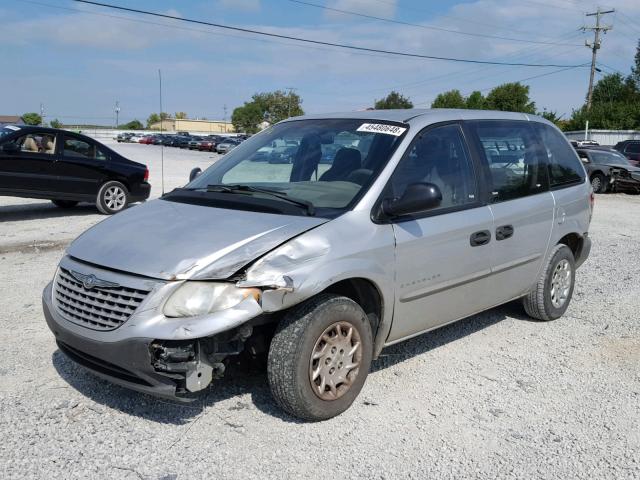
535;124;585;187
387;124;477;211
470;121;547;202
63;136;105;160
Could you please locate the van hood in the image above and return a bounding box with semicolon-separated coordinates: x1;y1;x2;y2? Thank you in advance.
66;199;328;280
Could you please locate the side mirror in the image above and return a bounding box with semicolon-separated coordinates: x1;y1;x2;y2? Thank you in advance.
2;142;19;154
189;167;202;182
382;182;442;218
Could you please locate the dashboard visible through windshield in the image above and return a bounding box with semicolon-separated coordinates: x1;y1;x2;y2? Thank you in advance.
175;118;409;217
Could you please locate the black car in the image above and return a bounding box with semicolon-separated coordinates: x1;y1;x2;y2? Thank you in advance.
0;126;151;214
577;147;640;194
613;140;640;167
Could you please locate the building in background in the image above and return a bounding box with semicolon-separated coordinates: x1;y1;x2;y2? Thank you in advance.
148;118;234;134
0;115;26;127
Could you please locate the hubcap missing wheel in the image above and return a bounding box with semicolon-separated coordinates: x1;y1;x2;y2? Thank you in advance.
309;321;362;400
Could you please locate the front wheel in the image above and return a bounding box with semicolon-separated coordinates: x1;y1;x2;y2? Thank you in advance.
591;173;607;193
267;294;373;421
523;244;575;321
51;200;78;209
96;181;129;215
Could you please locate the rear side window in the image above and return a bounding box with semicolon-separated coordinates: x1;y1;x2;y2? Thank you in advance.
470;120;547;202
534;124;585;188
63;136;106;160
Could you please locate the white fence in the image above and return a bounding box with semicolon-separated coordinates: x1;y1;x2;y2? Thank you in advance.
564;129;640;146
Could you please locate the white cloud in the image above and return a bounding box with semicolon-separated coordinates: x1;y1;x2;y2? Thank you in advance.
326;0;398;20
4;0;640;119
217;0;261;12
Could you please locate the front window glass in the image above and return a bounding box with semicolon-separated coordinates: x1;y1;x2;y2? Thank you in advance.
184;119;408;215
387;124;477;210
12;133;56;155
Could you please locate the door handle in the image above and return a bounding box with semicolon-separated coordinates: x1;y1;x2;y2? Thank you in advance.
495;224;514;241
470;230;491;247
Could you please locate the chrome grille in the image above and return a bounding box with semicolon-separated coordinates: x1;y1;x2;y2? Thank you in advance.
53;267;150;331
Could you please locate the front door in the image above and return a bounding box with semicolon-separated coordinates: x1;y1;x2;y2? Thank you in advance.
387;123;495;343
0;131;59;192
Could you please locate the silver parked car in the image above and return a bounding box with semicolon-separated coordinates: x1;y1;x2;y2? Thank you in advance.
43;109;592;420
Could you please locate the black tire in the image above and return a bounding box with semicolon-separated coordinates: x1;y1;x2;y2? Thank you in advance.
267;294;373;421
590;173;607;193
523;244;575;321
51;200;78;209
96;180;129;215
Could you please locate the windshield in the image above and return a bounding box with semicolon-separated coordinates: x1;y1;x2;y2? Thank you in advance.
182;118;408;216
590;150;630;165
0;125;21;138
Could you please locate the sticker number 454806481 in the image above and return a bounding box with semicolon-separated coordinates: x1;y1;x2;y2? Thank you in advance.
356;123;407;136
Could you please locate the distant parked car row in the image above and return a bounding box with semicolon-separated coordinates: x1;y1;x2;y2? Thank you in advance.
116;132;247;154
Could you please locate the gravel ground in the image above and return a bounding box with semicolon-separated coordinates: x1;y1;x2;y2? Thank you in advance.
0;144;638;479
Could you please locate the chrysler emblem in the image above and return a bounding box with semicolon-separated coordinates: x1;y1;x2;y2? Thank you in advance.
70;270;120;290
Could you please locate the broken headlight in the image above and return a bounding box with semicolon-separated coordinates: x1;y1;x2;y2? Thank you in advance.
164;282;260;318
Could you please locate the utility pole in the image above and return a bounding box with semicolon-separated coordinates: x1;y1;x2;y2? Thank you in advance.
285;87;297;118
223;104;227;133
40;102;45;126
115;101;120;128
582;7;614;111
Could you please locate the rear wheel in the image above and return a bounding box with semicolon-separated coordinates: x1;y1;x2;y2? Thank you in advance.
267;294;373;421
523;244;575;321
96;180;129;215
51;200;78;209
590;173;607;193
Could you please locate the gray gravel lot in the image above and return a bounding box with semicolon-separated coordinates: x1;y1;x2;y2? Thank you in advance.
0;143;638;479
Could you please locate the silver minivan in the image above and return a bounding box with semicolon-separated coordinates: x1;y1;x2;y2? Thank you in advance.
43;109;592;420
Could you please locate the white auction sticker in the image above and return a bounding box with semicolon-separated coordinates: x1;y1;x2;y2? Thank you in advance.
357;123;407;136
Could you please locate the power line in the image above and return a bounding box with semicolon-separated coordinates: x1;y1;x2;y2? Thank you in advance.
71;0;585;68
287;0;583;47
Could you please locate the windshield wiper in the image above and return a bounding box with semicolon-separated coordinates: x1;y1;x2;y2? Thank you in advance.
205;184;315;216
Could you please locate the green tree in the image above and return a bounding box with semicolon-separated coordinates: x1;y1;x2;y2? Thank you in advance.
49;118;62;129
146;112;169;128
631;39;640;89
231;103;264;134
175;111;188;119
146;113;160;128
485;82;536;113
374;91;413;109
251;90;304;123
431;89;466;109
121;119;144;130
231;90;304;133
565;71;640;130
22;112;42;125
466;91;486;109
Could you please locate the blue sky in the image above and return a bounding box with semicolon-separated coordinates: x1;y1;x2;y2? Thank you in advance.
2;0;639;125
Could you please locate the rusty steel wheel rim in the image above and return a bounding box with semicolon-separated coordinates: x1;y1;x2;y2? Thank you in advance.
309;321;362;401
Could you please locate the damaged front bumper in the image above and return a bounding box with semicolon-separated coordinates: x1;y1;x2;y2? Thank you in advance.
42;256;271;401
